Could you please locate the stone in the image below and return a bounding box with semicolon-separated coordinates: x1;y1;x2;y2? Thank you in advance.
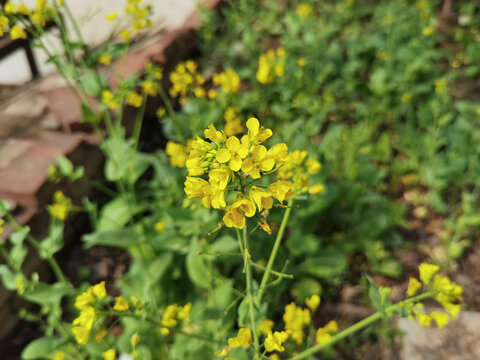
398;309;480;360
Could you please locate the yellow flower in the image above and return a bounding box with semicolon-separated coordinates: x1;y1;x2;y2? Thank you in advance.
209;168;232;190
0;15;9;34
297;58;307;67
305;295;321;312
119;29;131;42
53;351;65;360
98;54;111;65
102;349;116;360
72;326;91;345
204;124;225;142
315;328;331;344
376;51;390;61
297;3;312;18
283;303;311;344
184;177;210;200
259;219;272;234
113;296;129;311
264;331;289;352
130;333;140;348
407;277;422;297
418;263;440;285
416;312;432;327
154;220;165;232
94;329;108;343
208;89;218;99
435;78;447;94
0;219;4;234
223;207;245;229
101;90;118;109
177;302;192;321
126;91;143;108
92;281;107;300
241;145;275;179
422;26;435;36
246;117;273;145
10;25;27;40
430;312;449;329
15;277;25;295
309;184;324;194
257;319;274;335
142;80;157;97
249;186;273;212
161;304;179;328
216;136;249;171
31;11;46;27
228;328;252;348
74;289;96;310
194;87;206;98
166;141;188;167
73;307;97;329
324;320;339;333
305;158;322;174
269;180;294;203
401;92;412;103
106;12;118;21
17;4;31;15
443;303;461;319
214;347;230;357
213;68;241;93
4;2;16;14
156;107;166;117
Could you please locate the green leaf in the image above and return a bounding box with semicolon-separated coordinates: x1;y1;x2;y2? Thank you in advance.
0;264;18;291
83;227;144;249
186;237;210;289
81;103;102;124
96;196;136;231
39;221;64;259
365;274;392;318
21;337;67;359
9;226;29;269
81;70;103;97
23;282;73;306
295;249;347;278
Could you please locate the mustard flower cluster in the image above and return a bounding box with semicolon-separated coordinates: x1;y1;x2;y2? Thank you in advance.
1;0;57;40
184;117;296;230
105;0;153;43
160;302;192;335
100;61;162;110
278;150;324;194
223;106;244;137
49;191;72;221
215;328;252;357
405;263;463;328
166;139;193;168
72;282;107;345
256;47;286;84
212;68;241;94
169;60;206;105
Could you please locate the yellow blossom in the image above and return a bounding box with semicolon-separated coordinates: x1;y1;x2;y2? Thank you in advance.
113;296;129;311
17;4;31;15
297;3;312;18
259;219;272;234
407;277;422;297
101;90;118;109
4;2;16;14
106;12;118;21
297;58;307;67
257;319;274;335
324;320;339;333
305;295;321;312
284;303;311;344
53;351;65;360
443;303;461;319
249;186;273;212
416;312;432;327
142;80;157;97
309;184;324;194
213;68;241;93
94;329;108;343
92;281;107;300
228;328;252;348
223;207;246;229
154;220;165;232
430;312;449;329
102;349;116;360
10;25;27;40
156;107;166;117
73;307;97;329
264;331;289;352
418;263;440;285
0;15;9;34
0;219;4;235
125;91;143;108
130;333;140;348
216;136;249;171
422;26;435;36
72;326;91;345
269;180;294;203
119;29;131;42
74;289;96;310
15;277;25;295
241;145;275;179
98;54;111;65
208;89;218;99
315;328;331;344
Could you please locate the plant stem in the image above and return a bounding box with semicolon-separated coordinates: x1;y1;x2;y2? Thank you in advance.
255;199;293;305
290;292;435;360
157;86;185;142
243;225;260;357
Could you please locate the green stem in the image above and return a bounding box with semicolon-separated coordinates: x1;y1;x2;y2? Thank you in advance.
255;199;293;305
157;86;185;142
132;94;148;151
243;225;260;357
251;262;293;279
290;292;435;360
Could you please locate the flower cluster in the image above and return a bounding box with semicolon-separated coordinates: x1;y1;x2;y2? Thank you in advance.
169;60;206;105
107;0;152;42
166;139;193;168
256;47;286;84
223;106;244;137
215;328;252;357
49;191;72;221
72;282;107;345
405;263;463;328
212;68;241;94
1;0;57;39
160;302;192;335
283;302;311;345
184;117;301;230
278;150;323;194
